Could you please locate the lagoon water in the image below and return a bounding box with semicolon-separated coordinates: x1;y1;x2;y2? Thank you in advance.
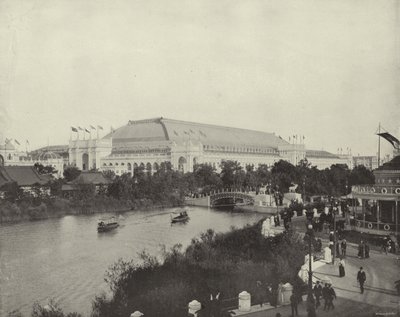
0;207;265;316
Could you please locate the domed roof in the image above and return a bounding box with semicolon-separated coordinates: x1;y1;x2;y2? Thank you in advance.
36;151;61;161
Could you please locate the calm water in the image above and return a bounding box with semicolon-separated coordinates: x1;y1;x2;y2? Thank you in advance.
0;207;264;316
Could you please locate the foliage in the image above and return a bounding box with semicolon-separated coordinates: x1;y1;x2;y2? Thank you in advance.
63;167;81;182
92;222;306;317
34;163;58;176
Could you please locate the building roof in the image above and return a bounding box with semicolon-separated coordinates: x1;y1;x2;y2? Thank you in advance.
105;117;289;149
69;172;111;185
306;150;340;159
0;143;16;151
0;166;49;187
31;145;69;157
376;155;400;171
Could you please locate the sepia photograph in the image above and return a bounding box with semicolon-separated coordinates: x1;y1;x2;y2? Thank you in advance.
0;1;399;316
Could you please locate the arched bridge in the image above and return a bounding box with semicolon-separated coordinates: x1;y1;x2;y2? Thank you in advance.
210;191;255;207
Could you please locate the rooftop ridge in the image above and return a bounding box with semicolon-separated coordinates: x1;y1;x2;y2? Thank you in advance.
127;117;278;136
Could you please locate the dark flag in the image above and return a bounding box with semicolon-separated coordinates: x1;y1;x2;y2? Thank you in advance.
97;125;103;130
71;127;78;132
378;132;400;149
14;139;20;145
85;128;90;133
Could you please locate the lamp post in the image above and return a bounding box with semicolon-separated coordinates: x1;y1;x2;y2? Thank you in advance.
306;223;316;316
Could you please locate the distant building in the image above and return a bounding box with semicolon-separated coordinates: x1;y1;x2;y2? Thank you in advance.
67;117;354;175
0;165;51;198
61;171;111;197
353;155;379;170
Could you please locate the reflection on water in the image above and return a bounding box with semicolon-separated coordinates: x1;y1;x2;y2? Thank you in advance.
0;207;264;316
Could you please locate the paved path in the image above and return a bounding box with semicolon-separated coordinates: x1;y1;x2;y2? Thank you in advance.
232;221;400;317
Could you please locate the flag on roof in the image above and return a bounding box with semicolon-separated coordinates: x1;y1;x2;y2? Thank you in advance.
90;125;96;130
174;130;179;136
78;127;83;131
189;129;195;134
14;139;20;145
85;128;90;133
199;130;207;137
97;125;103;130
71;127;78;132
184;131;189;135
378;132;400;149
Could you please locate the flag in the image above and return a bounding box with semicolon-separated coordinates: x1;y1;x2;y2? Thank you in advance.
85;128;90;133
90;125;96;130
14;139;20;145
71;127;78;132
189;129;195;134
199;130;207;137
184;131;189;135
97;125;103;130
173;130;179;136
78;127;83;131
378;132;400;149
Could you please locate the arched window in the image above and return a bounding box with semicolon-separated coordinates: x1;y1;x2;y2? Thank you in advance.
146;162;152;173
127;163;132;170
178;157;187;173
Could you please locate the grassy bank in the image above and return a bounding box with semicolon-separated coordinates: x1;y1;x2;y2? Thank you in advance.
0;196;182;224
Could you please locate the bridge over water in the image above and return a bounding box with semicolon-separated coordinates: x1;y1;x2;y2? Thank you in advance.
185;189;256;207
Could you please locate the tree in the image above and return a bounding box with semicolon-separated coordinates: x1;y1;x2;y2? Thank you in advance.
219;160;244;188
349;165;375;186
63;166;81;182
193;164;222;192
34;163;58;175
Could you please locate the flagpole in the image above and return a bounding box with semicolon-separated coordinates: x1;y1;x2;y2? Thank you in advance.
378;122;381;167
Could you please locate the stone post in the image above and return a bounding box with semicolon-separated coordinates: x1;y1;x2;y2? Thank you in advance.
188;300;201;316
238;291;251;312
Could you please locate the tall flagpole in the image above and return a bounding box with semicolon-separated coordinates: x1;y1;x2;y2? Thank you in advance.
378;122;381;167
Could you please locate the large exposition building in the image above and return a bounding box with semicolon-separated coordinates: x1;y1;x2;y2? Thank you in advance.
68;117;352;175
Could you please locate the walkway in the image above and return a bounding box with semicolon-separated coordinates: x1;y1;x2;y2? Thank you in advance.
232;225;400;317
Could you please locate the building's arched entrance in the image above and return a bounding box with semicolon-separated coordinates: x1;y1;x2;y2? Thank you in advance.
82;153;89;171
178;156;187;173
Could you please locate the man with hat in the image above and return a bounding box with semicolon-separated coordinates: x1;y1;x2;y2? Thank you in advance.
357;267;366;294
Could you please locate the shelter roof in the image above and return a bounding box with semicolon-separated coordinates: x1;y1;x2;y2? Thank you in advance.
0;166;48;186
375;155;400;171
105;117;289;148
69;172;111;185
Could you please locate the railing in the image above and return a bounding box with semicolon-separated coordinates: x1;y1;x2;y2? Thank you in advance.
350;219;397;232
352;185;400;195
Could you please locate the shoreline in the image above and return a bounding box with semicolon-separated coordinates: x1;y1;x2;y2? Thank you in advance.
0;198;184;225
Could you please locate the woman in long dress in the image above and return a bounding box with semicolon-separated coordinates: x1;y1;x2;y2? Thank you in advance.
338;258;345;277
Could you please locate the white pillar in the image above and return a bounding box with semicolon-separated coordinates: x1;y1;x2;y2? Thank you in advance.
188;300;201;316
238;291;251;312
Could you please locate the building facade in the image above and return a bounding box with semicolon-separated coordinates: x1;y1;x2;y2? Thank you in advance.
349;155;400;236
67;117;355;175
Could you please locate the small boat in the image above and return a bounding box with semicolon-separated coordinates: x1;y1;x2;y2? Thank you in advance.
171;210;189;223
97;217;119;232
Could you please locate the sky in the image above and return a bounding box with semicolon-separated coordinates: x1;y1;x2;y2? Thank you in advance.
0;0;399;157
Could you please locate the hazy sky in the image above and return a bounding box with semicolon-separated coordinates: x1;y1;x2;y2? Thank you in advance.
0;0;399;156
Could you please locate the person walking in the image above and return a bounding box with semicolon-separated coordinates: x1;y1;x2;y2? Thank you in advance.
338;257;345;277
326;284;336;311
322;283;329;311
357;267;367;294
313;281;322;309
290;293;298;316
341;239;347;257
